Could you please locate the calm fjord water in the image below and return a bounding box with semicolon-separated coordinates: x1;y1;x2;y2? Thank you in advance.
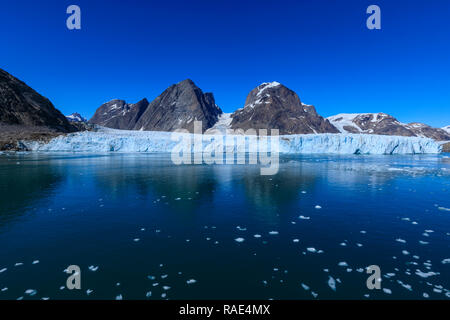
0;153;449;300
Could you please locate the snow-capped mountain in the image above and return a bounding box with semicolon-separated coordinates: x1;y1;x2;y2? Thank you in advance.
230;82;339;135
66;112;87;123
328;113;450;141
89;79;222;132
442;125;450;134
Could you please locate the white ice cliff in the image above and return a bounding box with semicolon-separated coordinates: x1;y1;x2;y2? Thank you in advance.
22;127;442;154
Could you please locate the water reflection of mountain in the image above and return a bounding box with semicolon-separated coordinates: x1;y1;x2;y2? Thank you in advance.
239;161;318;210
90;154;218;210
0;154;64;226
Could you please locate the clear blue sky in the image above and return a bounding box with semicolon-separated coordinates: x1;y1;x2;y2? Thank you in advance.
1;0;449;126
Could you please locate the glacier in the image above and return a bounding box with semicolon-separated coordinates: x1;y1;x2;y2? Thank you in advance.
22;127;442;154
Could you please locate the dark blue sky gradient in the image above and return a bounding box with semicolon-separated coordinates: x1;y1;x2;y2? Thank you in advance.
0;0;449;126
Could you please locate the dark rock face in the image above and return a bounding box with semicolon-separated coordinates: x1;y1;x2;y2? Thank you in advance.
89;80;222;132
328;113;450;141
0;68;74;132
230;82;339;135
89;98;149;130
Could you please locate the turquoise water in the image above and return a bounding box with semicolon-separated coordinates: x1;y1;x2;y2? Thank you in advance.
0;153;449;300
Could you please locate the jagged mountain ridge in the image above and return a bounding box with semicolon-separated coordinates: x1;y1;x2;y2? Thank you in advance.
89;80;222;132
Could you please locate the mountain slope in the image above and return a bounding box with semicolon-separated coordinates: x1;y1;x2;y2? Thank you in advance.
328;113;450;141
230;82;338;135
89;98;149;130
0;68;74;132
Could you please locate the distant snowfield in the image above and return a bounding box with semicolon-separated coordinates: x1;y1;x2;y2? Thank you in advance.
22;127;442;154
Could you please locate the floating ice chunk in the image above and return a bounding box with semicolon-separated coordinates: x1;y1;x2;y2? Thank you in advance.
328;276;336;291
356;243;363;247
0;268;6;273
115;294;123;300
438;207;450;211
419;241;429;245
338;262;348;267
32;260;39;265
152;283;159;287
306;248;317;253
415;270;438;278
314;205;322;209
163;286;171;290
442;258;450;264
397;280;412;291
88;265;99;272
423;293;429;298
299;215;310;220
25;289;37;296
186;279;197;285
402;250;410;255
161;293;167;298
311;291;318;298
383;288;392;294
340;242;347;247
146;291;152;298
268;231;279;235
14;262;23;267
356;268;364;273
86;289;93;295
301;283;310;290
234;237;245;243
161;274;168;279
175;198;181;201
147;275;156;280
133;238;140;242
396;239;406;243
1;287;8;292
293;239;300;243
236;226;247;231
360;231;367;234
254;234;262;238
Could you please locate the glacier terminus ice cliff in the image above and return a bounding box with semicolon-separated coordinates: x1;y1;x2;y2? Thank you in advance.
22;127;442;155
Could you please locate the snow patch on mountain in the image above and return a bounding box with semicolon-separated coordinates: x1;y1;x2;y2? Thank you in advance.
22;127;441;154
443;126;450;134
